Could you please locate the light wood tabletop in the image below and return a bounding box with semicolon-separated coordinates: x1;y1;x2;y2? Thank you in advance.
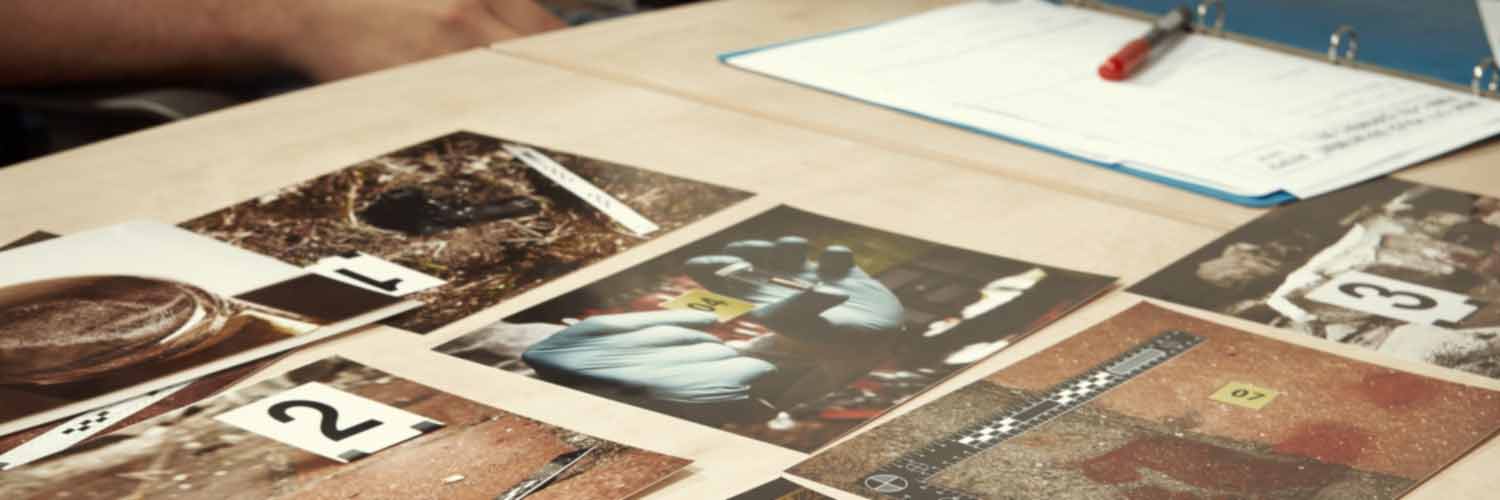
0;1;1497;498
497;0;1500;230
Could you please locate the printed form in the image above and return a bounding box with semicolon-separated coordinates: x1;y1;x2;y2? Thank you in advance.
727;0;1500;197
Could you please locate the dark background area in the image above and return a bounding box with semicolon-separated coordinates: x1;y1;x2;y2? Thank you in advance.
0;0;702;170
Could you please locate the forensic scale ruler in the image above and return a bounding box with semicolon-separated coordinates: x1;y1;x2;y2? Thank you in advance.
860;330;1204;500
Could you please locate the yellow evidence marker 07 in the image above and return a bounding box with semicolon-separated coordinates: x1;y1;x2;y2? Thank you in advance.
1210;381;1280;410
662;289;757;322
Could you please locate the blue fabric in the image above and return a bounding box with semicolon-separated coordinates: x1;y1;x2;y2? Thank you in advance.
1102;0;1490;88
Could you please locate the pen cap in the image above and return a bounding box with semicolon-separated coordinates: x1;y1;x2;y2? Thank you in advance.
1098;38;1151;81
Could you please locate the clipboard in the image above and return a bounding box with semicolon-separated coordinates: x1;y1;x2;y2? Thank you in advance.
719;0;1500;207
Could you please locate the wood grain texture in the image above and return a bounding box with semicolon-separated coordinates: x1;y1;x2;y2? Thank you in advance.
1;2;1498;497
496;0;1500;229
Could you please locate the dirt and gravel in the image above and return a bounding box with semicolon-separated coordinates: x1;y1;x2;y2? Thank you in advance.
791;304;1500;499
182;131;750;333
0;359;689;500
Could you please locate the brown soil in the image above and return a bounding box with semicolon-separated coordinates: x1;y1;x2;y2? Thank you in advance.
0;359;689;500
792;382;1412;500
181;131;750;333
789;304;1500;499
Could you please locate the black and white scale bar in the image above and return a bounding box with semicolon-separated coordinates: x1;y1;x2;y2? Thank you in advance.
861;330;1204;500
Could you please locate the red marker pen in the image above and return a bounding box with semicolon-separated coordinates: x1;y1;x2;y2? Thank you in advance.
1098;6;1193;81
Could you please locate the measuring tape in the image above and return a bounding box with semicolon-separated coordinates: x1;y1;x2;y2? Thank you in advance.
860;330;1204;500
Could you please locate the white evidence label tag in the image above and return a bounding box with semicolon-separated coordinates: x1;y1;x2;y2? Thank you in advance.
0;380;189;470
305;252;446;297
503;144;660;237
215;382;443;463
1306;270;1480;328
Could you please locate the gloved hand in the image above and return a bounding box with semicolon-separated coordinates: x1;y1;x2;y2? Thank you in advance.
683;236;906;407
683;236;905;343
521;310;777;405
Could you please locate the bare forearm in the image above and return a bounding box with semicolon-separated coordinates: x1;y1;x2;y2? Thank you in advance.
0;1;285;86
0;0;567;87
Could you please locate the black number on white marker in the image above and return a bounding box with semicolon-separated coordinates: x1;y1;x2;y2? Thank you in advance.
1337;282;1437;310
688;297;728;312
267;400;384;442
1230;388;1264;400
1306;271;1479;327
218;382;443;463
306;252;446;297
335;268;403;292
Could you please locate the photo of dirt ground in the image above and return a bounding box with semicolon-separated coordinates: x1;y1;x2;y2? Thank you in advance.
791;303;1500;500
1131;178;1500;379
181;131;752;333
0;358;690;500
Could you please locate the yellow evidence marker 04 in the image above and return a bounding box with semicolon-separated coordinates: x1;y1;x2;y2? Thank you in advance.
1210;381;1280;410
662;289;757;322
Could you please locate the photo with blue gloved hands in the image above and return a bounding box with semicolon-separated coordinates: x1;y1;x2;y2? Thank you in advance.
436;206;1113;451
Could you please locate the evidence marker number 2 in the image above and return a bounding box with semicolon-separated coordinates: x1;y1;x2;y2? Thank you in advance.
861;330;1204;500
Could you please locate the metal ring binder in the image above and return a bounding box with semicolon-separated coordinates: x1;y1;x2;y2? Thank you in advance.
1327;25;1357;64
1195;0;1225;35
1474;57;1499;97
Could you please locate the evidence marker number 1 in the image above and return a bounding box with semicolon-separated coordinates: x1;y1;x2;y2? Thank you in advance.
861;330;1204;500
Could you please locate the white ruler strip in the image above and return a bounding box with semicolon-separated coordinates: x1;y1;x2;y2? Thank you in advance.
0;380;189;470
504;144;659;236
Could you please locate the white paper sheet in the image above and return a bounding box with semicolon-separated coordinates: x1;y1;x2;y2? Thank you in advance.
728;0;1500;198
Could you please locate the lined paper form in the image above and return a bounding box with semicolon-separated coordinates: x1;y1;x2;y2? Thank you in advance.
726;0;1500;198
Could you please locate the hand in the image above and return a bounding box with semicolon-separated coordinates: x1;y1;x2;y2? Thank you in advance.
250;0;566;81
684;236;905;407
521;310;776;404
684;236;905;345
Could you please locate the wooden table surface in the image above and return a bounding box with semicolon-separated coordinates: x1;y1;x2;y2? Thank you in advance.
498;0;1500;231
0;1;1498;498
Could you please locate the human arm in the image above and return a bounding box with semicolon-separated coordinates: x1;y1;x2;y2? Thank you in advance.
0;0;564;86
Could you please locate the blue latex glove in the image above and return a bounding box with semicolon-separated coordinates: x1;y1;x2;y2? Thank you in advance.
522;310;777;404
683;236;905;407
683;236;905;344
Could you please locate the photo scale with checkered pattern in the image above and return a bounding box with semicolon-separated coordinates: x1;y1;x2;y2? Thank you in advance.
861;330;1204;500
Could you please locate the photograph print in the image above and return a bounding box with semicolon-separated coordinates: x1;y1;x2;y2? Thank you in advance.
790;303;1500;500
1131;178;1500;378
182;131;753;333
0;221;410;435
0;357;690;500
437;205;1113;451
